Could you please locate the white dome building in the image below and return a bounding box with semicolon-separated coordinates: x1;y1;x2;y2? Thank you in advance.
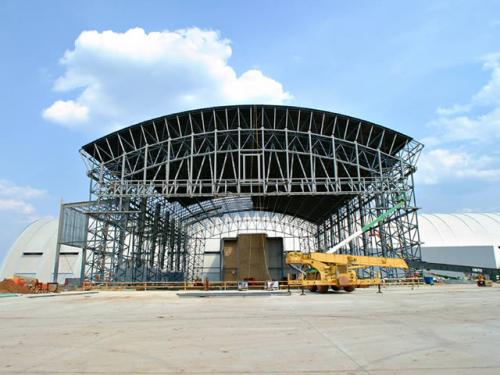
0;218;82;283
418;213;500;272
1;213;500;282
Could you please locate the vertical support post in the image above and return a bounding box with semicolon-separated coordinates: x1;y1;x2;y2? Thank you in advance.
346;203;354;253
261;111;266;192
358;195;368;256
213;128;217;194
332;136;338;191
378;149;383;178
237;109;241;194
329;216;335;248
120;154;126;206
285;126;290;192
53;202;65;283
315;224;321;252
115;212;127;281
323;223;328;252
160;211;170;271
336;207;343;252
143;144;148;185
309;130;315;192
355;141;361;191
79;214;89;285
166;139;171;195
150;204;161;269
189;132;194;194
410;172;422;261
99;163;104;186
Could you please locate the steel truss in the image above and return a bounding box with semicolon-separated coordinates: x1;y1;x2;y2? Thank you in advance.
57;105;423;282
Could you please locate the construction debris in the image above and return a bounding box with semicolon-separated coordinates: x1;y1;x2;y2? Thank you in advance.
0;278;31;294
0;277;59;294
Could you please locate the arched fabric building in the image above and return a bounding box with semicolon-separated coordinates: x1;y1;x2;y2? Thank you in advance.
1;105;424;283
2;213;499;282
418;213;500;276
0;218;81;282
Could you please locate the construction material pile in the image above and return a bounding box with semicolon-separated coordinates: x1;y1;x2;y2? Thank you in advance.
0;277;59;294
0;278;31;294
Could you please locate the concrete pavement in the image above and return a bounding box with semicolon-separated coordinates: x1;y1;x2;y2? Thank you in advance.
0;284;499;374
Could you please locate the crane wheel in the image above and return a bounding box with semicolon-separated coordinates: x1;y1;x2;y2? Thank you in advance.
317;285;329;294
343;286;355;293
331;286;340;291
309;285;317;292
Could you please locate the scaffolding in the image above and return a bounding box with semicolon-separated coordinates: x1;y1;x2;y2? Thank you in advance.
54;105;423;282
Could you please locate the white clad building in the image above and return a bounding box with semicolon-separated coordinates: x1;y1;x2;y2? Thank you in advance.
0;218;82;283
418;213;500;270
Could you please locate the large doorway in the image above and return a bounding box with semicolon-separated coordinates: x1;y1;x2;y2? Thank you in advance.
222;234;284;281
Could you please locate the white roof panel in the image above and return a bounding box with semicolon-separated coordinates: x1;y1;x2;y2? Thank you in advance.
419;213;500;247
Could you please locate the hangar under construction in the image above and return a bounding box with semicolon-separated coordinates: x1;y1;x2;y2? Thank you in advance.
43;105;422;283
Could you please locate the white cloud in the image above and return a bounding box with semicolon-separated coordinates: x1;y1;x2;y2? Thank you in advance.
418;148;500;185
473;53;500;106
419;53;500;186
43;27;292;130
43;100;89;126
0;199;35;215
429;107;500;143
435;103;470;116
0;180;46;219
430;54;500;144
0;180;46;199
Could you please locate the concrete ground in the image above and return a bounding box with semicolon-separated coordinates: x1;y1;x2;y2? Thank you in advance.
0;284;499;374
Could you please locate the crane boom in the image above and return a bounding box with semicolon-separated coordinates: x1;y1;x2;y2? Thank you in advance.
327;198;406;253
287;252;408;269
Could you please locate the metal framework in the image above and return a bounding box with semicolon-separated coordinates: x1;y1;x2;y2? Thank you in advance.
54;105;423;282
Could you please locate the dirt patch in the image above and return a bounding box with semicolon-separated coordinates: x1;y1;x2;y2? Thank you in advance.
0;279;32;294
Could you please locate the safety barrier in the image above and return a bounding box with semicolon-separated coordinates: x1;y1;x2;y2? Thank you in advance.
382;277;424;286
87;280;297;291
84;278;424;291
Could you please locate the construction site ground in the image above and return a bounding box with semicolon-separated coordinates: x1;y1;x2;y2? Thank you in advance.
0;284;499;374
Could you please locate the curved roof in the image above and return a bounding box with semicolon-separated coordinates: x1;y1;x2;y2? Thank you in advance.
419;213;500;247
80;105;421;224
0;218;81;282
82;104;415;157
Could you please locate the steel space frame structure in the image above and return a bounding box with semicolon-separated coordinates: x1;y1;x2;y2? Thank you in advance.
56;105;423;282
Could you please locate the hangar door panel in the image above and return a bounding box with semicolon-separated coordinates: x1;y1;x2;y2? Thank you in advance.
222;234;283;281
222;239;238;281
238;234;269;281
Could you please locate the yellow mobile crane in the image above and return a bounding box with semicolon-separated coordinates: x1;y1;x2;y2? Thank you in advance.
286;198;409;293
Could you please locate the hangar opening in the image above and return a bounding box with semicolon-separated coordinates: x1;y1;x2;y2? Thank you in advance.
50;105;422;283
220;234;284;282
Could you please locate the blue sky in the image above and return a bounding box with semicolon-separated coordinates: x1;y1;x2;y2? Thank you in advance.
1;0;500;261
